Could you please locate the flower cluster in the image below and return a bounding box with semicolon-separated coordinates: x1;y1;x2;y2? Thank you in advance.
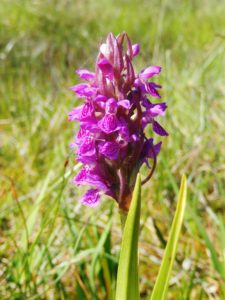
69;32;168;211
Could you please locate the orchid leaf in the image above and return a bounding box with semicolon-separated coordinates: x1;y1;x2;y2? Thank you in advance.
115;174;141;300
150;174;187;300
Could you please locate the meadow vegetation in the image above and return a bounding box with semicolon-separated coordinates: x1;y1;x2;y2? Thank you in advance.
0;0;225;299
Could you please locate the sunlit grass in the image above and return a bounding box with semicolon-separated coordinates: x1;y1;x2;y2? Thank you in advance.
0;0;225;299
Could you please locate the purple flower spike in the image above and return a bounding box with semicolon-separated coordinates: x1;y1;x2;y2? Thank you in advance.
69;32;168;211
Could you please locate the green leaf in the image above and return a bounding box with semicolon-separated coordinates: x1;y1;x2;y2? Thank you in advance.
115;174;141;300
150;174;187;300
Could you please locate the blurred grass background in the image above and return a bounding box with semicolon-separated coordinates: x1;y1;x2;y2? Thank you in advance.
0;0;225;299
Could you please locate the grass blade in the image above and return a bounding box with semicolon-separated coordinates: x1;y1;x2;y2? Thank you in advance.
115;174;141;300
150;174;187;300
191;210;225;280
90;217;112;291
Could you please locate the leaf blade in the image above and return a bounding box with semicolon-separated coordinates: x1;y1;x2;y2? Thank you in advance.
150;174;187;300
115;174;141;300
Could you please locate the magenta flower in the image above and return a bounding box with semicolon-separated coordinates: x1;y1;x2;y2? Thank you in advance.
69;32;168;211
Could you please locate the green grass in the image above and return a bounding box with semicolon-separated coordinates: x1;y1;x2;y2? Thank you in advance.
0;0;225;299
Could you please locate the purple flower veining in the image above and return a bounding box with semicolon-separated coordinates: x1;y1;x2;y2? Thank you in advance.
68;32;168;211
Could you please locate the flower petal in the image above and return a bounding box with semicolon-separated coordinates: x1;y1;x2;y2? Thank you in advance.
116;124;130;146
79;136;96;155
80;189;100;207
76;69;95;81
76;128;90;144
70;83;97;97
143;102;167;119
145;82;161;98
95;94;107;102
76;136;97;163
74;165;108;191
70;83;89;93
118;99;132;109
140;66;161;80
98;114;120;133
68;102;95;121
149;103;167;117
152;120;169;136
147;140;162;158
68;106;83;121
99;141;120;160
105;98;118;114
97;58;114;79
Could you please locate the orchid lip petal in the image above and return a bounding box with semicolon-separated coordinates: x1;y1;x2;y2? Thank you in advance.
76;69;95;81
118;99;131;109
69;83;89;92
74;165;109;191
140;66;161;80
99;141;119;160
70;83;97;97
80;189;100;207
98;114;120;134
97;58;114;79
68;106;83;121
